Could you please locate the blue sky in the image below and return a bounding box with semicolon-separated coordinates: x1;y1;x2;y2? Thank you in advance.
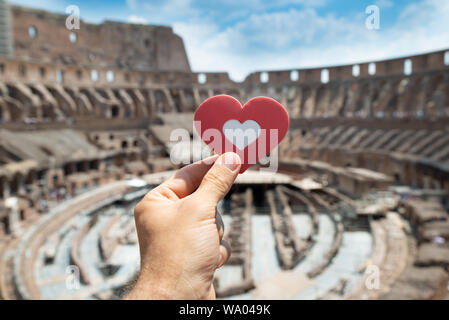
9;0;449;81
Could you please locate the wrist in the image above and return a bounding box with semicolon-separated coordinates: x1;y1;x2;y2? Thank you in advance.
128;269;213;300
128;276;175;299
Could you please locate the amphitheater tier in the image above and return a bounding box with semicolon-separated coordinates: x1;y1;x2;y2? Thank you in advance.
0;3;448;300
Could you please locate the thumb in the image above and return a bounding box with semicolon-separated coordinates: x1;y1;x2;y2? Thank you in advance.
194;152;241;205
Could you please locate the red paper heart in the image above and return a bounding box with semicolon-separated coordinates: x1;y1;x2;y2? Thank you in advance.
194;95;289;173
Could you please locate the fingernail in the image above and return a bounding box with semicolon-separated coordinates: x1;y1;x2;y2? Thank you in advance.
216;152;240;172
201;154;219;165
217;254;224;267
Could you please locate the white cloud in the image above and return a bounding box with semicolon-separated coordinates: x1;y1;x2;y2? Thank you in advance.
375;0;394;8
125;0;327;25
126;0;138;10
125;0;198;24
174;0;449;81
127;15;147;24
8;0;69;11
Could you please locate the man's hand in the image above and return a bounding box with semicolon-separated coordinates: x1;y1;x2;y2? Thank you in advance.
126;152;241;299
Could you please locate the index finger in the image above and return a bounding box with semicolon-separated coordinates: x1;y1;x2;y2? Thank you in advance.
148;154;219;201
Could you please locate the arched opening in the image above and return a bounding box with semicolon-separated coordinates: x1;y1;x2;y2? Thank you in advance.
1;216;10;235
404;59;412;75
89;160;99;170
121;140;128;149
198;73;206;84
56;69;64;84
63;163;74;176
76;162;85;172
106;70;114;82
290;70;299;82
352;65;360;77
91;70;99;82
260;72;269;83
111;105;119;118
25;170;36;186
28;26;37;38
394;173;401;184
321;69;329;83
69;32;77;43
0;177;6;199
368;62;376;75
154;90;170;113
10;173;23;194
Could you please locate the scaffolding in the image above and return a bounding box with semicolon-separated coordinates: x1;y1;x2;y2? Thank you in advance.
0;0;13;58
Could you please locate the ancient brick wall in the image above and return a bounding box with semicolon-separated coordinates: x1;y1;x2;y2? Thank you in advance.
10;5;190;72
0;0;13;58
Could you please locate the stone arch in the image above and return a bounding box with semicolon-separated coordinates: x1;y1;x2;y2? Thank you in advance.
63;88;91;116
0;175;8;199
0;98;11;122
140;89;154;118
314;85;331;116
6;83;41;119
110;105;121;118
0;84;26;122
198;89;209;104
46;85;77;118
25;169;37;186
79;88;110;117
75;90;94;116
10;172;24;195
181;88;195;112
169;89;182;112
29;84;58;120
111;89;134;118
127;88;148;117
154;89;170;113
354;81;370;117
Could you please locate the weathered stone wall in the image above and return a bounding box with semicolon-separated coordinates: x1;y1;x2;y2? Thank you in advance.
244;50;449;85
0;0;13;58
0;5;448;238
1;53;448;125
10;5;190;72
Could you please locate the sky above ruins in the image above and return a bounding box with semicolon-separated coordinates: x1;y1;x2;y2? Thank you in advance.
9;0;449;81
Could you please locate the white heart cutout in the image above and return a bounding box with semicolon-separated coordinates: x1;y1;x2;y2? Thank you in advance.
222;119;261;151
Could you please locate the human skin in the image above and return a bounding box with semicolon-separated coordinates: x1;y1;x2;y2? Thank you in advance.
126;152;241;299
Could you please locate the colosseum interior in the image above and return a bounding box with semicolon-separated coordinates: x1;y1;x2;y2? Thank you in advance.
0;2;449;300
